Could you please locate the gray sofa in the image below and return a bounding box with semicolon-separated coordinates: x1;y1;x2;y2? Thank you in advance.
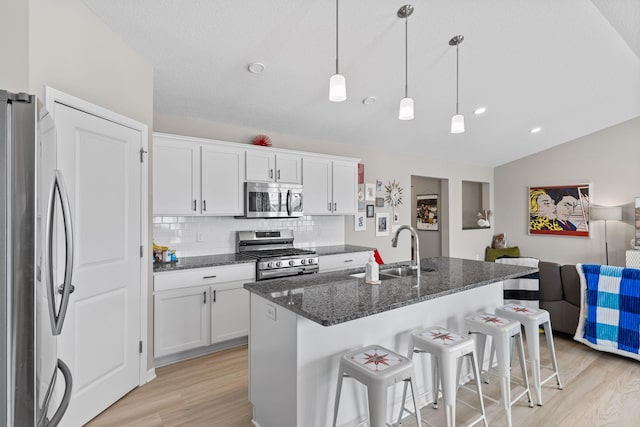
539;261;581;335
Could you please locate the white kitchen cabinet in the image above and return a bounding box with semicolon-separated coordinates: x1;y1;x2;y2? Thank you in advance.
319;251;372;273
153;134;245;216
246;149;302;184
153;263;254;360
154;286;209;358
302;156;358;215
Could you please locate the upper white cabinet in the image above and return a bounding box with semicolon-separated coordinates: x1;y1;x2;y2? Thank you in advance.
246;150;302;184
153;134;244;216
303;156;358;215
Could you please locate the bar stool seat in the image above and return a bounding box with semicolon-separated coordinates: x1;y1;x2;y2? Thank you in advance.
465;312;533;427
400;326;487;427
333;344;422;427
495;303;563;405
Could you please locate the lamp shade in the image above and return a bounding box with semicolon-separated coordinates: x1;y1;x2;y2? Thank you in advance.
398;97;414;120
329;74;346;102
451;114;465;133
590;206;622;221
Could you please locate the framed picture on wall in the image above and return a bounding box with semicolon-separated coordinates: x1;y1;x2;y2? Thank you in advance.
416;195;438;230
354;213;366;231
376;213;390;236
365;184;376;201
366;204;375;218
528;184;590;237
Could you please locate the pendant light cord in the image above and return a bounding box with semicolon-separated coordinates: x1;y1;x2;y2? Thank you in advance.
404;16;409;98
455;43;460;115
335;0;339;74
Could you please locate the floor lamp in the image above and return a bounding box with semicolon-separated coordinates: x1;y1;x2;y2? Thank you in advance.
591;206;622;265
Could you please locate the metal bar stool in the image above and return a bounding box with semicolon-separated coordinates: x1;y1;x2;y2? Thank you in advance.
399;326;488;427
465;312;534;427
495;303;563;405
333;344;422;427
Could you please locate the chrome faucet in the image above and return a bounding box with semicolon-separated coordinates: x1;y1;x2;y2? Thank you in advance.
391;225;420;273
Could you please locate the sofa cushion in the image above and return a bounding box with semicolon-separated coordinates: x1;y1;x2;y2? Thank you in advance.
485;246;520;262
539;261;563;301
561;264;580;307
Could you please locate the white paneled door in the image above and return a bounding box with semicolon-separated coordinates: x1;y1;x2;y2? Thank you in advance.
53;102;142;426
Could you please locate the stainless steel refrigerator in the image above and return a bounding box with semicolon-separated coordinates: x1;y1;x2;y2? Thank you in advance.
1;90;73;426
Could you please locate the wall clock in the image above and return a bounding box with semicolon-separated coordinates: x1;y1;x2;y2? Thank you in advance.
384;180;403;208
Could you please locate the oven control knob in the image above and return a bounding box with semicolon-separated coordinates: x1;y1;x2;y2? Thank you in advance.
267;262;274;269
289;260;295;266
276;261;282;268
308;258;315;264
301;259;306;265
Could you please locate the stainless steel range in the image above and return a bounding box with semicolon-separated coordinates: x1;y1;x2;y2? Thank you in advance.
237;230;319;280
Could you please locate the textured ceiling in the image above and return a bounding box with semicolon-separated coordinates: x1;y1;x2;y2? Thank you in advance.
82;0;640;167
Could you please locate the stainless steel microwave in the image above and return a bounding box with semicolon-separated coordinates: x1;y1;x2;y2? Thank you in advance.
244;182;303;218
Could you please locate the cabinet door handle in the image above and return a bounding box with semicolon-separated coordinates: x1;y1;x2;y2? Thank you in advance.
202;200;207;211
203;291;206;304
193;200;197;211
269;169;273;179
328;202;332;212
344;259;353;263
202;275;217;279
213;290;217;303
334;202;337;211
277;170;281;180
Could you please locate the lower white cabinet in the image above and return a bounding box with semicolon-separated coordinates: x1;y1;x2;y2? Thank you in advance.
318;251;372;273
153;263;254;359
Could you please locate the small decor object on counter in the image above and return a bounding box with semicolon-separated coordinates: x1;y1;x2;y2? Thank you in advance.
251;134;272;147
355;213;366;231
384;180;403;208
492;233;507;249
416;194;438;230
476;209;491;228
376;212;390;236
365;253;380;284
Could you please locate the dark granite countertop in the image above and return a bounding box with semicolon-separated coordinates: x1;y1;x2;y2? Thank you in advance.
153;253;256;273
310;244;375;256
243;257;537;326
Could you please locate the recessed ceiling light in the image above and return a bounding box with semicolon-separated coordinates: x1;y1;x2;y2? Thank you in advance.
530;127;542;134
473;107;487;115
248;62;265;74
362;97;377;105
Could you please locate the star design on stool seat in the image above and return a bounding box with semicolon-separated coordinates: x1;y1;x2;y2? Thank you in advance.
481;315;504;324
430;331;455;342
513;306;530;313
363;351;390;368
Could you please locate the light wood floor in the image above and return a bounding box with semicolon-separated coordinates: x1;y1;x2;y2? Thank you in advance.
87;334;640;426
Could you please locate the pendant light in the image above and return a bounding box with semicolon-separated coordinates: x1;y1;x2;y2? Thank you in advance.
449;35;465;133
398;5;414;120
329;0;346;102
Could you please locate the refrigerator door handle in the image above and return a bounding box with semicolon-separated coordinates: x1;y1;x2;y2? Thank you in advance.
45;170;75;336
45;359;73;427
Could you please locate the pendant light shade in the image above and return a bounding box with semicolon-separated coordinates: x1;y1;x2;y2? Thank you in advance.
399;97;414;120
329;74;346;102
451;114;465;133
329;0;346;102
397;5;414;120
449;35;464;133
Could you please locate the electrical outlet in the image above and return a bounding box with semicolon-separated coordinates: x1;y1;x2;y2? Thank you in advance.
196;232;204;242
266;303;277;321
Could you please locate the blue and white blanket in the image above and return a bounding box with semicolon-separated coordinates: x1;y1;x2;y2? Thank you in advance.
575;264;640;361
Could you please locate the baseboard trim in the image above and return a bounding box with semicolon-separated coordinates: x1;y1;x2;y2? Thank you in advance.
153;336;248;368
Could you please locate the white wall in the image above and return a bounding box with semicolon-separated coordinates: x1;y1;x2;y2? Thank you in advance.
154;112;496;264
494;116;640;266
0;0;29;92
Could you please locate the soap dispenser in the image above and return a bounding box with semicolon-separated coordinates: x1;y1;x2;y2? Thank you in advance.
365;253;379;283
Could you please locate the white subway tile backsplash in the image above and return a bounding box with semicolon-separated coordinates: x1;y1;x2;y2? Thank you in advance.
152;215;345;257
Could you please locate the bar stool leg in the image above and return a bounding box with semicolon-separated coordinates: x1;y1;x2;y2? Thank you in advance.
469;351;489;427
494;334;513;427
543;321;563;390
514;333;534;408
408;376;423;427
332;371;344;427
439;354;458;427
472;333;487;379
522;321;542;406
367;383;387;427
432;356;440;408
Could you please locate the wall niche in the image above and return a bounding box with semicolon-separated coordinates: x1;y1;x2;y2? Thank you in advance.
462;180;490;230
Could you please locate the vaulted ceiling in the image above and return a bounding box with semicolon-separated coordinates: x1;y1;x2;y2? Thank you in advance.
83;0;640;167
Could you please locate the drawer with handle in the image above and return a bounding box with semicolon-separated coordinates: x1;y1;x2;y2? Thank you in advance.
154;263;255;292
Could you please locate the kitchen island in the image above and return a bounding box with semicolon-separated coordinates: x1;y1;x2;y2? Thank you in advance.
244;257;537;427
